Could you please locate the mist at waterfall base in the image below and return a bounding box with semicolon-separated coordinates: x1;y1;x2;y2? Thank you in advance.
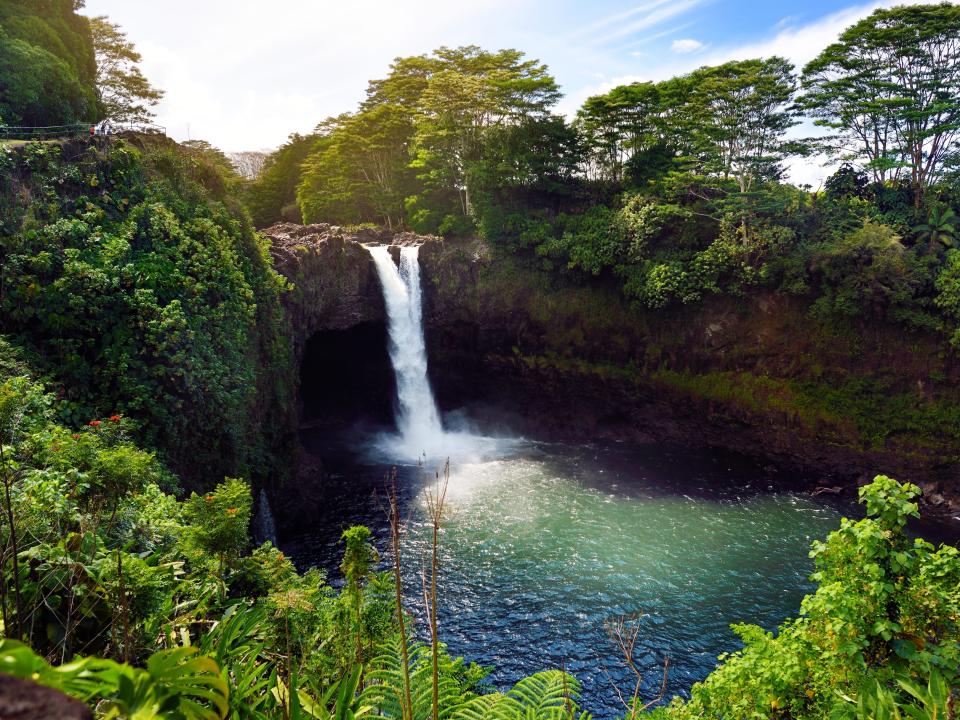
287;245;851;718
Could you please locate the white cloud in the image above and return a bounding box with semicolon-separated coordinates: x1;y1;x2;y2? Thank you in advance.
670;38;704;53
614;22;695;52
83;0;522;151
80;0;948;184
567;0;677;40
588;0;704;46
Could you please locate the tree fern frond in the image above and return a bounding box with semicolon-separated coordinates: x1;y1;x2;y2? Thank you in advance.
506;670;581;714
361;636;471;719
451;693;512;720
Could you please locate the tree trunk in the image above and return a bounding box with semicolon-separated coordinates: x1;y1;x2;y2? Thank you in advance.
0;444;22;640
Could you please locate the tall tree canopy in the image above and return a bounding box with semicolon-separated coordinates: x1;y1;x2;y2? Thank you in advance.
90;15;163;123
802;3;960;204
298;106;415;228
409;46;561;217
295;45;561;232
679;57;799;194
576;59;798;193
247;132;319;227
576;81;668;184
0;0;96;125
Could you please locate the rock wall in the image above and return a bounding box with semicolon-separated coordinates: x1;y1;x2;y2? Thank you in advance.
267;223;388;357
265;225;960;519
418;239;960;516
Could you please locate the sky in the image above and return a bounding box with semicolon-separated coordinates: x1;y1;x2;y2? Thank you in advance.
81;0;935;185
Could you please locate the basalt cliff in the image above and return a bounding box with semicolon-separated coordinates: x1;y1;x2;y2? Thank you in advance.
264;223;960;519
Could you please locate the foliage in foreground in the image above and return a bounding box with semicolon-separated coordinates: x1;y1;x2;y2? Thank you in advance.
1;360;956;720
652;476;959;720
0;364;399;717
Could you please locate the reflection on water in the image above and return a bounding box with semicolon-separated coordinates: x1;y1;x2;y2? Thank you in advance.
283;437;849;719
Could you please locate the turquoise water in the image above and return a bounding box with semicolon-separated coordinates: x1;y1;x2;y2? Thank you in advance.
285;440;847;718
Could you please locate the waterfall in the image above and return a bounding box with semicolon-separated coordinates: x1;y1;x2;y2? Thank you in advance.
254;488;277;546
367;245;444;457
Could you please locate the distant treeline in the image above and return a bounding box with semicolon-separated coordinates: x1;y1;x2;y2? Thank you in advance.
247;4;960;345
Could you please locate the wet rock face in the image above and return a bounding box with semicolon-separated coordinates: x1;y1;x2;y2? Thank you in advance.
263;223;442;521
265;223;445;357
265;223;389;359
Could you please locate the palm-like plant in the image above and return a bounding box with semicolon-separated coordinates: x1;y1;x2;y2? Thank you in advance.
913;207;958;253
199;603;276;720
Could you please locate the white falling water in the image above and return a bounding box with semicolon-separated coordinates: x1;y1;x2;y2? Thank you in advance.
366;243;521;463
368;245;444;457
254;488;277;546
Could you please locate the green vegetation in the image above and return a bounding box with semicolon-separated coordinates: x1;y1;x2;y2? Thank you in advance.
0;2;958;719
0;1;161;130
244;2;960;350
89;15;164;124
651;477;959;720
0;136;292;486
0;0;96;126
0;365;397;718
1;371;955;719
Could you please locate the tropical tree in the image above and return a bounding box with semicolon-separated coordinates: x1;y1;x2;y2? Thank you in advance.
298;104;416;228
0;25;94;126
410;46;561;218
184;478;252;584
802;3;960;205
679;57;800;194
89;15;164;123
913;206;957;253
296;46;562;232
247;132;319;226
576;81;672;184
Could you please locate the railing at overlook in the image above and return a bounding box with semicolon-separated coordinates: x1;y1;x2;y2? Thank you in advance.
0;122;166;141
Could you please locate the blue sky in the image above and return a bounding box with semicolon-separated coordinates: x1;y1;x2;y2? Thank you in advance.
81;0;925;183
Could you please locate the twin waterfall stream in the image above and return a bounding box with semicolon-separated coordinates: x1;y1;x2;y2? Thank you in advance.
365;242;502;461
366;245;444;459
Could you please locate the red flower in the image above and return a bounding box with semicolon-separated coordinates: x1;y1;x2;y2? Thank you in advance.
204;494;214;503
71;434;81;440
109;414;122;422
89;420;101;427
225;507;238;516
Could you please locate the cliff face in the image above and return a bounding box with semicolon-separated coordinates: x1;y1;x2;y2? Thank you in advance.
266;225;960;517
267;223;388;357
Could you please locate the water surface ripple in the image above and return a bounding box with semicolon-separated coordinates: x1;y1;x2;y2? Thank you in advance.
285;441;848;719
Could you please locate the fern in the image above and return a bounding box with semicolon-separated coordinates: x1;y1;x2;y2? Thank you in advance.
453;671;591;720
361;636;475;719
360;638;590;720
